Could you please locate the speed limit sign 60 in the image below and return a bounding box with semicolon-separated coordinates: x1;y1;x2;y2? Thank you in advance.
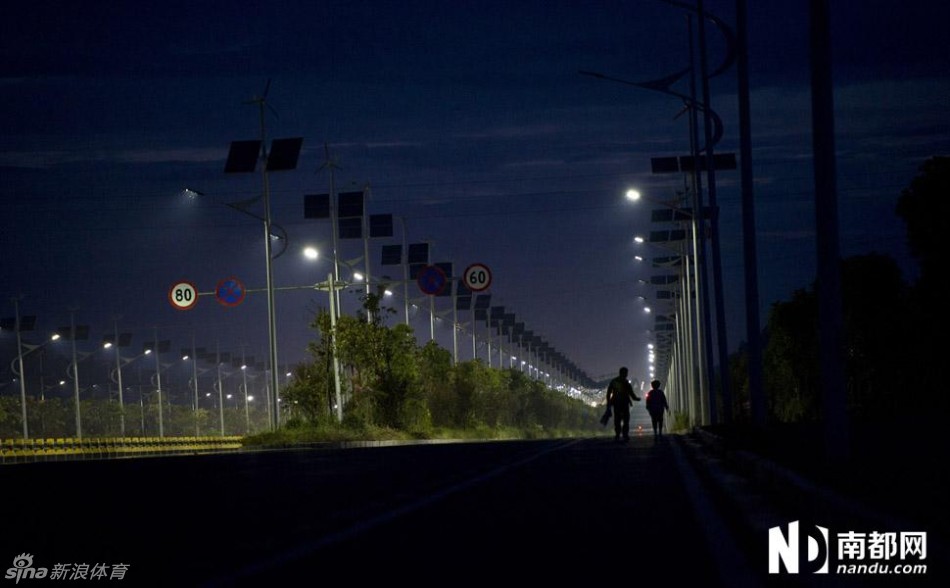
463;263;492;292
168;281;198;311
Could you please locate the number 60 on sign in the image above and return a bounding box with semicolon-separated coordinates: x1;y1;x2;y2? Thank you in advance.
463;263;492;292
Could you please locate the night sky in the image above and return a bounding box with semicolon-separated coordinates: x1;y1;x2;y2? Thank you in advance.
2;0;949;394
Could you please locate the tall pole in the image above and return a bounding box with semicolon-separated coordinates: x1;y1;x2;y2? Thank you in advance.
191;334;200;436
810;0;849;461
242;349;250;434
153;328;164;438
324;144;343;319
216;342;225;436
328;273;343;422
113;319;126;436
471;308;477;360
736;0;764;426
13;298;29;439
362;186;372;323
687;15;714;426
399;218;410;326
257;100;281;432
697;0;730;425
452;288;459;365
69;310;82;439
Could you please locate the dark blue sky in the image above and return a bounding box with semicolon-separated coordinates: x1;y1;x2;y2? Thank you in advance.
2;0;949;389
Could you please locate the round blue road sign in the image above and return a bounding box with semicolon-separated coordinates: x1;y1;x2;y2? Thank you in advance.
215;277;246;307
417;265;447;296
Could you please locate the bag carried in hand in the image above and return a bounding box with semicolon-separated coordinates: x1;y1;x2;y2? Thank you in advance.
599;405;612;426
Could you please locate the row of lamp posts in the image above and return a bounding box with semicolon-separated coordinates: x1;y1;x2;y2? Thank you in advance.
582;0;772;430
2;304;278;439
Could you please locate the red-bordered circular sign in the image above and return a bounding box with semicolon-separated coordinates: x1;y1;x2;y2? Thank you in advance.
462;263;492;292
168;281;199;311
215;277;246;307
417;265;448;296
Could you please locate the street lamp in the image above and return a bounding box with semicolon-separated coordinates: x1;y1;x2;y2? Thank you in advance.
302;246;346;423
6;308;61;439
110;347;156;436
632;231;706;426
58;311;91;439
583;2;741;425
629;186;710;425
183;185;293;433
207;86;304;437
103;322;133;436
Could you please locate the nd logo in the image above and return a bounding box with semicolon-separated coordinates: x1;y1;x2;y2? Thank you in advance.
768;521;830;574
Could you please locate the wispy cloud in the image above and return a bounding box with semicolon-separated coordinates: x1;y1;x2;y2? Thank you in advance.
454;122;563;140
0;147;225;168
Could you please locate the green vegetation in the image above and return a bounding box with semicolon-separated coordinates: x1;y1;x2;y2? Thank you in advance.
671;411;691;434
248;288;602;446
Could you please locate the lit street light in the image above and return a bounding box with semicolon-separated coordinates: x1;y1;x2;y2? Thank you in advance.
632;226;706;427
629;183;711;424
5;299;60;439
302;247;347;423
103;321;132;436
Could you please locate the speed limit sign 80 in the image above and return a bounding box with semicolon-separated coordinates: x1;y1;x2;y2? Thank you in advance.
168;281;199;311
463;263;492;292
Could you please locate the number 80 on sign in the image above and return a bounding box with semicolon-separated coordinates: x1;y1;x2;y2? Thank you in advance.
168;281;199;311
462;263;492;292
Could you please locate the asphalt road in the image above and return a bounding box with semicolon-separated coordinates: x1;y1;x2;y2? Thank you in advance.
2;429;757;587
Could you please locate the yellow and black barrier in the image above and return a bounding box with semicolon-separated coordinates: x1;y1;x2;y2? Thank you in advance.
1;436;244;464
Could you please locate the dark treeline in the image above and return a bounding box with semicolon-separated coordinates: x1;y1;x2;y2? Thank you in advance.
726;156;949;429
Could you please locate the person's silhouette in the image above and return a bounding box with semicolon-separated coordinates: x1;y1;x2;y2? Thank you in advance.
645;379;669;440
606;367;640;442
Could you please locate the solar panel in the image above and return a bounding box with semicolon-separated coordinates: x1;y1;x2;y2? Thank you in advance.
679;152;737;172
57;325;90;341
224;140;261;173
651;208;693;222
650;156;680;174
435;262;453;297
266;137;303;171
338;217;361;239
409;263;427;279
407;243;429;264
369;214;393;237
380;244;402;266
304;194;331;219
338;191;364;218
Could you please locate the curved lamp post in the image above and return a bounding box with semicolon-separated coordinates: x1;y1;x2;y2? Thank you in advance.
582;3;741;425
7;300;60;439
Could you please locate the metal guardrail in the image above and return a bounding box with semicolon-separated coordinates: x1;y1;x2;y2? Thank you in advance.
1;436;244;464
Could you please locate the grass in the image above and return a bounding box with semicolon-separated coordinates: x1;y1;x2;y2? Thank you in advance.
242;423;601;448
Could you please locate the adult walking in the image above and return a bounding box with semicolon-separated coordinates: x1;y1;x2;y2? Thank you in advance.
606;367;640;442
